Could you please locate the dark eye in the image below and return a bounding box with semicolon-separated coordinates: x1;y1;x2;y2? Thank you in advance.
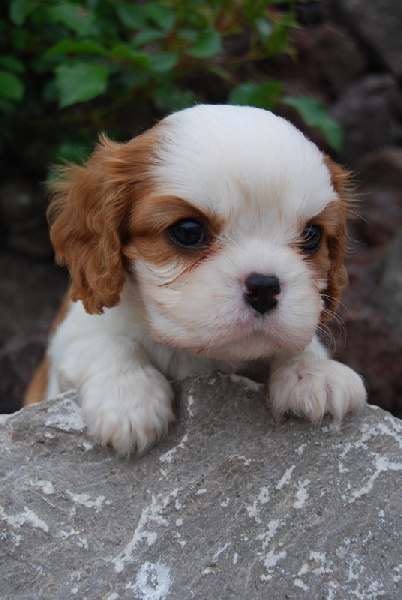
168;218;206;248
301;224;322;254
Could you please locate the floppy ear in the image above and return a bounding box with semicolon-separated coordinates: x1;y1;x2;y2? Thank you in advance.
320;157;351;323
48;131;158;314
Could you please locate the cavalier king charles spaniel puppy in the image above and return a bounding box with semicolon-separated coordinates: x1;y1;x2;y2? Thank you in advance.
27;104;366;455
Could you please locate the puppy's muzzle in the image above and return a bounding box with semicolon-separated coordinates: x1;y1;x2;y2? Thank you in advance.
244;273;281;315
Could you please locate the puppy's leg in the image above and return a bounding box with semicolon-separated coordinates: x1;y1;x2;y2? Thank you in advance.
270;336;366;425
48;312;174;456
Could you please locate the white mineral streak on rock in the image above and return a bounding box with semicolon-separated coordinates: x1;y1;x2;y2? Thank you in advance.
81;442;93;451
187;393;194;418
66;490;109;512
212;542;231;562
77;537;88;549
339;417;402;473
334;540;389;599
59;526;80;540
309;552;332;575
201;543;231;575
0;505;49;532
112;490;178;573
131;562;172;600
260;550;287;581
159;434;188;464
293;479;310;509
393;564;402;583
246;487;270;523
349;454;402;502
276;465;295;490
28;479;56;495
295;443;307;456
256;519;282;550
233;454;254;466
336;413;402;504
45;397;85;432
294;578;309;591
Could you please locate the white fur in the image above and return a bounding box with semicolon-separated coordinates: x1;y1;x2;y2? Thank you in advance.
47;105;367;455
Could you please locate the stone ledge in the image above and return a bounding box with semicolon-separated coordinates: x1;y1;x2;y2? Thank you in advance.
1;374;401;599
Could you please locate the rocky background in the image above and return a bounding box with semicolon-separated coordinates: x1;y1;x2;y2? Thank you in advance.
1;0;401;417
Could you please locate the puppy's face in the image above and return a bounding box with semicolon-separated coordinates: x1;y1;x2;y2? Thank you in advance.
49;105;349;360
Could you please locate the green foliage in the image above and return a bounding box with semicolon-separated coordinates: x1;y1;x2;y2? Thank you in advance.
282;96;342;152
0;0;341;168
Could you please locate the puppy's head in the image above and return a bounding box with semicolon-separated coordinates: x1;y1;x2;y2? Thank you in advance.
49;105;350;360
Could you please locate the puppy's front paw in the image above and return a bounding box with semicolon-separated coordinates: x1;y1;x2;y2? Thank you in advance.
80;365;175;456
270;359;366;426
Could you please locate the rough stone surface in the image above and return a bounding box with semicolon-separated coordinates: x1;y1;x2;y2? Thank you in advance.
311;24;366;95
1;375;402;599
335;0;402;77
376;232;402;328
332;74;402;166
353;147;402;248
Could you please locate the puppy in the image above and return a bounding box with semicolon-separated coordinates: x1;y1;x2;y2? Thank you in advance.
30;104;366;455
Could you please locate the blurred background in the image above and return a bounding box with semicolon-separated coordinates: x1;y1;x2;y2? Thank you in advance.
0;0;401;417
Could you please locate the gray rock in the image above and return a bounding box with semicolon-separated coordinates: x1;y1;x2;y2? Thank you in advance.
332;74;402;166
1;375;402;599
335;0;402;77
311;24;366;95
376;232;402;328
355;147;402;248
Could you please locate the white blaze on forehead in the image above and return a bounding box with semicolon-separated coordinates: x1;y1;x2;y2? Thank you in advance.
153;105;337;233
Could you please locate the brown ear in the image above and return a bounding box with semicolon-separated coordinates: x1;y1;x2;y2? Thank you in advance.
320;156;352;323
48;132;158;314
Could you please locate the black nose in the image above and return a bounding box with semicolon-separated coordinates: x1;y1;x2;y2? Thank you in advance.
244;273;281;315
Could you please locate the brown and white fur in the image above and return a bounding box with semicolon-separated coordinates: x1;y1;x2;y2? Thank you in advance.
26;105;366;455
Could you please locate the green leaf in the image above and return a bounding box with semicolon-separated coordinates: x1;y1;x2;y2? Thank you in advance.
149;53;179;73
186;30;222;59
47;4;97;37
143;3;175;32
110;45;151;69
0;71;24;100
55;63;109;108
0;56;24;74
0;97;15;115
116;4;147;30
153;87;196;113
47;40;106;57
282;96;343;151
229;81;282;111
9;0;33;26
134;29;166;46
